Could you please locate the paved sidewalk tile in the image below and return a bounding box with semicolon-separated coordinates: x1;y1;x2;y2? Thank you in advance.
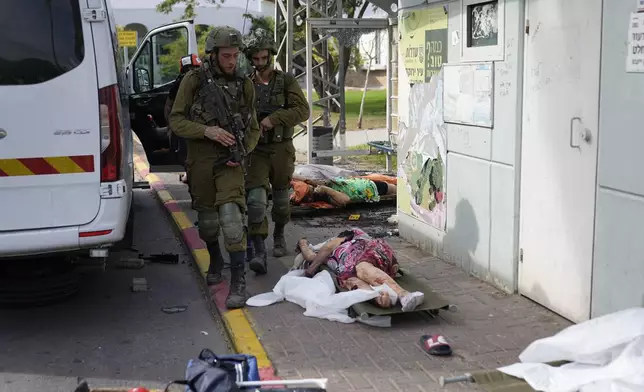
246;213;571;392
153;176;571;392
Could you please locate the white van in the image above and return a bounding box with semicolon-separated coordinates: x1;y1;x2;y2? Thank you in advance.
0;0;197;260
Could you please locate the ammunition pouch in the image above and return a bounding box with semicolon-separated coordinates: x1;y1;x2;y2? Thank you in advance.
258;106;293;144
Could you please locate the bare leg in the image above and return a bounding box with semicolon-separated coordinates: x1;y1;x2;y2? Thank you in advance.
356;262;407;297
342;277;370;290
314;185;351;207
343;277;392;308
355;262;424;312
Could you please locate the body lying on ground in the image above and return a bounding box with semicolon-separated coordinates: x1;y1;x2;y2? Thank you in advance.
295;228;424;311
290;174;397;208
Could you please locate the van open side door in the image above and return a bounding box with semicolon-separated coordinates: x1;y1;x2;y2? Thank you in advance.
126;21;198;172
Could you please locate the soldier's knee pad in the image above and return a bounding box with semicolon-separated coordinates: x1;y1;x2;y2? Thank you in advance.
219;202;244;245
246;187;267;224
197;211;220;242
272;188;290;215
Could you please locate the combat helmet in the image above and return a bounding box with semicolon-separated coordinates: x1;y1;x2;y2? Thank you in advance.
205;26;242;53
242;28;277;58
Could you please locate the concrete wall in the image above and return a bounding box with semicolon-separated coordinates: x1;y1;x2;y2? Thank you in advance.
345;69;387;88
591;0;644;317
397;0;524;292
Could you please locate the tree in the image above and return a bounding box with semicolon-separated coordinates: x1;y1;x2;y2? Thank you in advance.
156;0;373;113
158;33;189;81
156;0;213;18
357;32;377;129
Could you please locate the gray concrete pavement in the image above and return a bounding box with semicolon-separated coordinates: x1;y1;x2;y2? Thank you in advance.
155;171;570;392
0;189;231;392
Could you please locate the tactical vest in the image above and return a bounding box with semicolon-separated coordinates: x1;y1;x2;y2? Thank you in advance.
189;67;250;132
253;70;294;144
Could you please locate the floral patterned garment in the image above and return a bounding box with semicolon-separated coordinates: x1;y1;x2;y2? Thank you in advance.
327;228;398;284
327;177;381;203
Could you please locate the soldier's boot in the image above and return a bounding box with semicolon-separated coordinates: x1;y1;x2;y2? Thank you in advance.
226;251;247;309
206;241;225;286
272;223;288;257
248;235;268;275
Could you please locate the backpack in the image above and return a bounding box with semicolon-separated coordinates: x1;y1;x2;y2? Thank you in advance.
164;349;259;392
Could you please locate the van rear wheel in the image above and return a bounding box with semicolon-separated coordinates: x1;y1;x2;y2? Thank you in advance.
0;257;79;308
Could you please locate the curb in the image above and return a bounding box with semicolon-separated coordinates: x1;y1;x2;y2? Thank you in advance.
131;144;279;382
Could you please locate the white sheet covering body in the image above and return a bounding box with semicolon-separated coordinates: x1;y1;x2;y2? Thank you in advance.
246;269;393;327
499;307;644;392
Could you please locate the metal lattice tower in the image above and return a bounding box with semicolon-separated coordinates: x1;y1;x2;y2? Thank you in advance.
274;0;399;167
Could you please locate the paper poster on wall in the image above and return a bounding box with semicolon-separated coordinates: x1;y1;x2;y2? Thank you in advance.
626;12;644;73
443;62;494;128
397;70;447;231
400;6;448;83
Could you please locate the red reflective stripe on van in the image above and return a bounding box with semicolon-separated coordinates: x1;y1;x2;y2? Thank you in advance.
69;155;95;173
79;229;113;238
18;158;59;175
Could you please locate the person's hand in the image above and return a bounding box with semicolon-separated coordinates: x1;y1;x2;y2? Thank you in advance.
226;161;240;167
375;292;392;308
204;126;235;147
260;117;274;132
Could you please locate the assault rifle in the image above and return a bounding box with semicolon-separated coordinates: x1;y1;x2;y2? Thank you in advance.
200;60;249;174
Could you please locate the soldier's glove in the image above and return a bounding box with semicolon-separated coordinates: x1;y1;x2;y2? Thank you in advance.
204;126;235;147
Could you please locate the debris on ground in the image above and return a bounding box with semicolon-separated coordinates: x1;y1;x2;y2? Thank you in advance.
293;204;396;229
131;278;148;292
113;259;146;269
439;374;473;386
370;229;399;238
162;305;188;314
139;253;179;264
348;214;360;221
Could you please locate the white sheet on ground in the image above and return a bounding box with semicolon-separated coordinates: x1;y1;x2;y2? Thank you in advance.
293;164;358;180
498;307;644;392
246;269;392;327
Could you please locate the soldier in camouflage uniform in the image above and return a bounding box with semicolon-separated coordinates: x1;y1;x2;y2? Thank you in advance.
169;26;260;309
241;28;310;275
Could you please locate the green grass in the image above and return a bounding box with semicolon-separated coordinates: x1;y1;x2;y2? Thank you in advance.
307;89;387;130
347;143;397;170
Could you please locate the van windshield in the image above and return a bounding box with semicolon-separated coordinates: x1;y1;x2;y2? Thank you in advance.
0;0;84;86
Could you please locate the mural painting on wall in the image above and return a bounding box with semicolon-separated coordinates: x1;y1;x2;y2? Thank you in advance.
397;69;447;231
400;6;448;83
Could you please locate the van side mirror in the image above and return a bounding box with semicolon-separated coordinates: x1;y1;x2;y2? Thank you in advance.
136;68;151;92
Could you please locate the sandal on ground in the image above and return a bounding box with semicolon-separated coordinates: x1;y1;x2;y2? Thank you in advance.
419;334;452;356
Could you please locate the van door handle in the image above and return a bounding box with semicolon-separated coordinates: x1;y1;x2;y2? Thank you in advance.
0;129;7;140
